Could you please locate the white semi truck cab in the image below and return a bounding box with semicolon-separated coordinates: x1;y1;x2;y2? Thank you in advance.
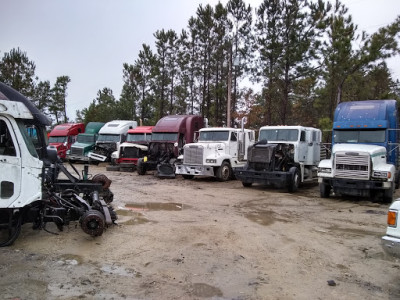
234;126;321;192
89;120;137;162
175;126;255;181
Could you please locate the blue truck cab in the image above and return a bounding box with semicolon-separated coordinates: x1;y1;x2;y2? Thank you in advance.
318;100;399;202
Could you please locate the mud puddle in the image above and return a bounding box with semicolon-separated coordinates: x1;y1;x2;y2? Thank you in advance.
124;202;189;211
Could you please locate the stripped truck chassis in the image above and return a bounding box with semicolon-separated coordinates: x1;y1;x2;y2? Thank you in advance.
0;154;117;247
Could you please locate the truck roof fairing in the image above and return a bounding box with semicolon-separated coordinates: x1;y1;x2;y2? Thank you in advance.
0;82;51;126
153;115;202;133
99;120;137;135
334;100;397;129
127;126;154;134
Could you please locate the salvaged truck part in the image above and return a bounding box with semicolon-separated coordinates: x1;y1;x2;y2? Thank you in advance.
137;115;205;178
234;126;321;192
0;82;117;246
175;120;255;181
318;100;399;202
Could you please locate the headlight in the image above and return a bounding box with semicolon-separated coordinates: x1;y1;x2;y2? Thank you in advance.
318;167;331;173
206;159;216;163
388;209;398;227
373;171;391;179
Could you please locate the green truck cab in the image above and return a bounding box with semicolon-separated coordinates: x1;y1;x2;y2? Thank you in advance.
67;122;105;163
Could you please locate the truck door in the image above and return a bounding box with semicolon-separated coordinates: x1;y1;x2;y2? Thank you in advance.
0;117;21;208
306;130;320;165
230;131;238;158
298;130;308;162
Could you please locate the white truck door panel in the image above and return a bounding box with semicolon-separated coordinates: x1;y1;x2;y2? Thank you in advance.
0;117;22;208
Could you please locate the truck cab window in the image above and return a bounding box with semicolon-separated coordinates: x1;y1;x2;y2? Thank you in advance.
300;131;306;142
231;132;237;141
0;120;16;156
16;121;39;158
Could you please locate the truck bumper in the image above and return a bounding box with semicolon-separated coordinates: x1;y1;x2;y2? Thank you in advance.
319;177;392;197
175;164;215;177
382;235;400;258
88;152;107;162
118;158;139;165
319;177;392;190
234;168;292;188
67;155;89;162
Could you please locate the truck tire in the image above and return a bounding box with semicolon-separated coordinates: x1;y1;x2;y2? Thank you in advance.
216;161;231;182
319;183;331;198
106;165;120;171
182;175;194;179
242;182;253;187
137;158;147;175
288;167;300;193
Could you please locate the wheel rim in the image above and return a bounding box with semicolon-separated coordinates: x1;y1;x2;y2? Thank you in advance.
221;166;230;180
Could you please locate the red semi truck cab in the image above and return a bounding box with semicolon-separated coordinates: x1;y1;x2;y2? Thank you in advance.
48;123;85;159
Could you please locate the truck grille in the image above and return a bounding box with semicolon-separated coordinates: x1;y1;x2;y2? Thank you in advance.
335;152;370;179
184;146;203;165
122;147;141;158
71;147;84;156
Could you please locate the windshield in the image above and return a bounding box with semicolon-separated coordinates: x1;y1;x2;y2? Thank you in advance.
49;136;66;143
17;121;43;158
127;133;151;142
259;129;299;142
151;132;177;141
334;130;386;143
97;134;120;143
199;131;230;141
77;134;95;143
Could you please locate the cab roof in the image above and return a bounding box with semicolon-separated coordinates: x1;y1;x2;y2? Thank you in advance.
127;126;154;134
0;82;51;126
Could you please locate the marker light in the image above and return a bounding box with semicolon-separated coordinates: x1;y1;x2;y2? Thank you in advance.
387;210;397;227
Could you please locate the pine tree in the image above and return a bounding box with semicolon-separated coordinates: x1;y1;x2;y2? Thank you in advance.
0;48;36;97
50;76;71;124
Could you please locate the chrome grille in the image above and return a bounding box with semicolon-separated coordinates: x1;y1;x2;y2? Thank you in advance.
71;147;84;156
184;146;203;165
335;152;370;179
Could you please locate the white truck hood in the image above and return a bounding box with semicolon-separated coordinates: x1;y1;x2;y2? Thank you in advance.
332;143;386;156
185;142;226;149
120;142;148;151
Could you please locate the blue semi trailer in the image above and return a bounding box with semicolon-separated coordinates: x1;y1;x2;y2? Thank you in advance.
318;100;399;202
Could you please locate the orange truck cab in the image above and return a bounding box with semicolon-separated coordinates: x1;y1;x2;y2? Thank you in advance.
48;123;85;159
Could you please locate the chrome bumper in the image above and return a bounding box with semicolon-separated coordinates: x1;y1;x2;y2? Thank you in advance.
382;235;400;258
175;164;215;177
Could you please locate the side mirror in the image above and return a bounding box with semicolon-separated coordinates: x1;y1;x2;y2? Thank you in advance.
46;146;58;163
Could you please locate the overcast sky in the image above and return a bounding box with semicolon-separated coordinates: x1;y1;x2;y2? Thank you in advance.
1;0;399;121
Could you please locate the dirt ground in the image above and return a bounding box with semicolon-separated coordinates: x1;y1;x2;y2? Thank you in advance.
1;163;400;300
